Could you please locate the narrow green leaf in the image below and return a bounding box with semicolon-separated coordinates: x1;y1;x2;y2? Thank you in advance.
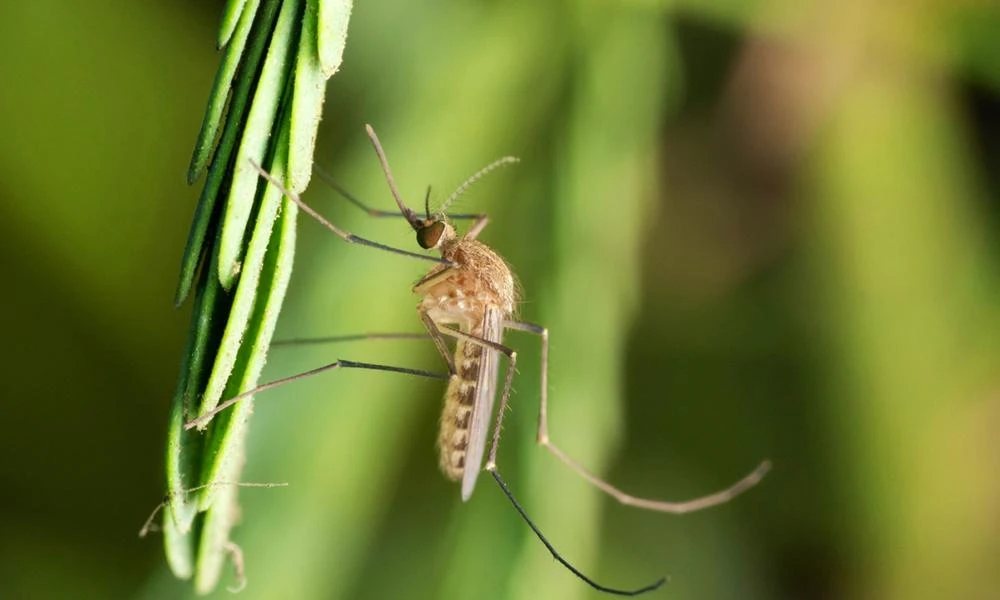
163;0;349;592
198;191;297;511
287;0;328;192
197;128;290;422
165;254;229;537
195;167;298;593
195;11;300;423
164;397;203;540
172;165;219;307
193;458;244;594
163;238;234;577
217;0;303;291
316;0;352;77
163;344;202;540
188;0;261;184
218;0;249;49
174;0;284;306
194;434;245;594
162;502;196;581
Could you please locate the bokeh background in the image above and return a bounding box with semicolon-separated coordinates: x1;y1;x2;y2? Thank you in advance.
2;1;999;599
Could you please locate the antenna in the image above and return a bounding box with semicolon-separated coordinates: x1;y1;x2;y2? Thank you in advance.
438;156;519;216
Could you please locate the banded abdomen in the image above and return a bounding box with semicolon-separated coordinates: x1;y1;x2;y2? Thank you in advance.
438;327;484;481
435;304;503;500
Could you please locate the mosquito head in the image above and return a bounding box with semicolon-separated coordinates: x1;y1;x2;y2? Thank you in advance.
412;216;455;250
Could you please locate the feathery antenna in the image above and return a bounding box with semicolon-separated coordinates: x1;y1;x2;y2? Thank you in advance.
438;156;519;217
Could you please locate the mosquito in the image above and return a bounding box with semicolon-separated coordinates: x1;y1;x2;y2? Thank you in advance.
186;124;772;596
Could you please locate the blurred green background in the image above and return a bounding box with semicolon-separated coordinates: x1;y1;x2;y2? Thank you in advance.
2;1;999;599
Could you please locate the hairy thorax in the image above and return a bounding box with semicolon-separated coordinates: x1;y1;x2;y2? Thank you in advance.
417;238;517;327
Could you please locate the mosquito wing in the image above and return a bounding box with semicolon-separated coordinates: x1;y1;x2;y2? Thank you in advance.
460;304;503;501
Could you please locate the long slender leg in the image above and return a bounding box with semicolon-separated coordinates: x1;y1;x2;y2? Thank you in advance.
436;326;665;596
271;332;430;348
461;215;490;241
503;319;772;513
139;481;289;538
313;164;408;219
418;309;458;376
185;359;448;430
249;160;447;266
314;163;488;228
412;266;456;296
362;125;498;238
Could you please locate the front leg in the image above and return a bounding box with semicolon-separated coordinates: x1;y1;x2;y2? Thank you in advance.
418;307;457;375
413;265;456;295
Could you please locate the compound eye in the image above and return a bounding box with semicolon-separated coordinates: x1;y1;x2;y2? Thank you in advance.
416;221;445;249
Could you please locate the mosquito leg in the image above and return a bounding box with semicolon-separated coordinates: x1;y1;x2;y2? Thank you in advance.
504;319;772;514
488;472;666;597
313;164;412;219
413;266;457;296
185;359;448;431
418;309;458;375
460;214;490;241
249;160;448;266
270;332;430;348
314;164;490;230
438;327;665;596
139;482;288;538
314;127;495;237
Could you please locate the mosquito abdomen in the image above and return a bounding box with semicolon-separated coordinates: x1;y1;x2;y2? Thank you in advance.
438;335;483;480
